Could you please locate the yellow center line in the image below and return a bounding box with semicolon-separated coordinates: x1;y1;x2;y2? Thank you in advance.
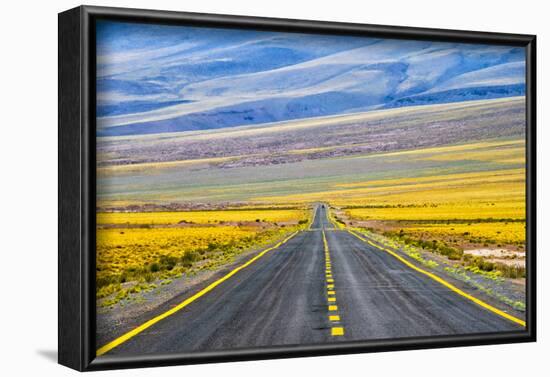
322;228;345;337
96;230;301;356
348;230;526;327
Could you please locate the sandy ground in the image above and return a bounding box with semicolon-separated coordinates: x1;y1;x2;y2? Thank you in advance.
465;248;525;267
464;248;525;258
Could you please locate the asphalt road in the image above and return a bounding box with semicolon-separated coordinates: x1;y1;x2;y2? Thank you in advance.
104;205;523;356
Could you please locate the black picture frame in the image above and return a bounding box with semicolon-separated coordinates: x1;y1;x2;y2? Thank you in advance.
58;5;537;371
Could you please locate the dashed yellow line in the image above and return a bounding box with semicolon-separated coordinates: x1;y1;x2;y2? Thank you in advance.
322;230;345;337
96;231;300;356
348;230;526;327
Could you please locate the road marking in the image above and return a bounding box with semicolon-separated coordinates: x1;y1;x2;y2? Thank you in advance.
348;230;526;327
323;229;346;337
96;231;300;356
325;206;345;230
309;205;317;230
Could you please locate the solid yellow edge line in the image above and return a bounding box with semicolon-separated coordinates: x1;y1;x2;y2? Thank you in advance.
309;205;317;230
325;206;344;230
96;230;300;356
347;230;525;327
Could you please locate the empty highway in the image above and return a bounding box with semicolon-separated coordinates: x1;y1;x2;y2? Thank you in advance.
98;205;524;357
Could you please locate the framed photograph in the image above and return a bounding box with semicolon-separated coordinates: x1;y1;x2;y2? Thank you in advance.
58;5;536;371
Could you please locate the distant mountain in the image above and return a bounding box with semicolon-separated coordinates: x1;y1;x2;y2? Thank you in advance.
96;21;525;137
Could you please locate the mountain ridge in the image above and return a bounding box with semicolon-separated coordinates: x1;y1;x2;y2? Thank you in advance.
96;22;525;137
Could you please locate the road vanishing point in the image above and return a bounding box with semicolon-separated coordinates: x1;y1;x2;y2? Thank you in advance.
98;205;524;357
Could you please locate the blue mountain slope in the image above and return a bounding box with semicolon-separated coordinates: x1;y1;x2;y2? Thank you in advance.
96;21;526;136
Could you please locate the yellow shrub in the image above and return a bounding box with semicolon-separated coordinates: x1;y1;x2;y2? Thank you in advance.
405;222;526;245
96;226;260;276
97;209;307;225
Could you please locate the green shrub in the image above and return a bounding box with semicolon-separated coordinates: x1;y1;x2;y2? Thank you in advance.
97;283;121;299
159;255;178;270
181;250;200;267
